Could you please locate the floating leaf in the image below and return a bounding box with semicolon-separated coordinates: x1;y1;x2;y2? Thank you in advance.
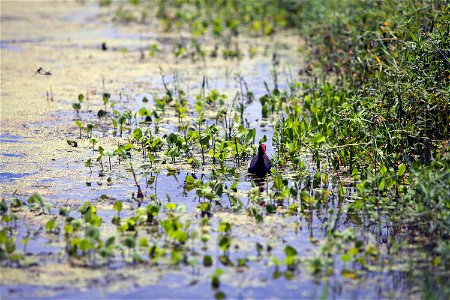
341;269;358;279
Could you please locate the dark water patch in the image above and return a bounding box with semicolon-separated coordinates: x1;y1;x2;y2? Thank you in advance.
0;41;23;51
40;169;201;213
0;285;84;300
0;15;27;22
0;172;32;183
113;274;215;299
110;271;406;300
0;134;24;143
0;269;424;300
12;223;61;255
1;37;52;45
2;153;23;158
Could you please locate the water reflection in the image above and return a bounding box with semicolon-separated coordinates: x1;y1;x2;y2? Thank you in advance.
249;173;269;192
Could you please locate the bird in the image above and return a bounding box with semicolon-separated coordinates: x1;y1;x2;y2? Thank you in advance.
34;67;52;76
248;144;271;177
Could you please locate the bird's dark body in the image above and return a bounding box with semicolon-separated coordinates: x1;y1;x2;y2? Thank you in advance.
248;144;271;177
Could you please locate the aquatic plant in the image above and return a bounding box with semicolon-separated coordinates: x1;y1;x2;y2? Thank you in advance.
28;193;51;215
72;94;83;116
74;120;84;139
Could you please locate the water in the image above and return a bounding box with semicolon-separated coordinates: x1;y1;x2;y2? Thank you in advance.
0;41;22;51
0;134;24;143
2;153;23;158
1;2;445;299
0;172;32;183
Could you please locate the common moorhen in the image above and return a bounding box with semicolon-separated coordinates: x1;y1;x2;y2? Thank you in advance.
248;144;271;176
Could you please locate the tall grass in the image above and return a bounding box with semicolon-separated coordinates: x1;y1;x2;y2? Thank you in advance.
299;0;449;165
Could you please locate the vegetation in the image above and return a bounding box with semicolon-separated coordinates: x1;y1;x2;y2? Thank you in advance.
1;0;449;298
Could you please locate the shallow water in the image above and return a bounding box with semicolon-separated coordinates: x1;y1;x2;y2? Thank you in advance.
0;172;33;183
0;134;25;143
1;2;446;299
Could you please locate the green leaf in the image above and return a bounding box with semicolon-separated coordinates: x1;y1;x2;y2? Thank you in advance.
105;236;115;248
284;245;297;257
132;128;143;140
378;178;385;190
59;207;70;216
341;269;358;279
380;164;387;175
397;163;406;176
203;255;213;267
72;102;81;111
28;193;44;204
258;135;267;144
6;237;16;254
74;120;83;129
266;203;276;214
85;158;92;167
85;225;99;240
123;237;136;249
139;237;149;247
147;203;160;216
313;133;326;144
86;123;94;132
97;110;106;118
165;203;177;211
214;268;224;276
113;201;123;213
269;256;282;267
218;222;232;234
79;238;91;251
218;235;231;251
185;175;195;184
173;230;188;243
63;224;73;234
45;218;56;232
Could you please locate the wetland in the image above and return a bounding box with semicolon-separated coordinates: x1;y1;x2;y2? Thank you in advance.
1;1;449;299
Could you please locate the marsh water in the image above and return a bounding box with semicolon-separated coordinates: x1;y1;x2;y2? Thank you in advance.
1;2;447;299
